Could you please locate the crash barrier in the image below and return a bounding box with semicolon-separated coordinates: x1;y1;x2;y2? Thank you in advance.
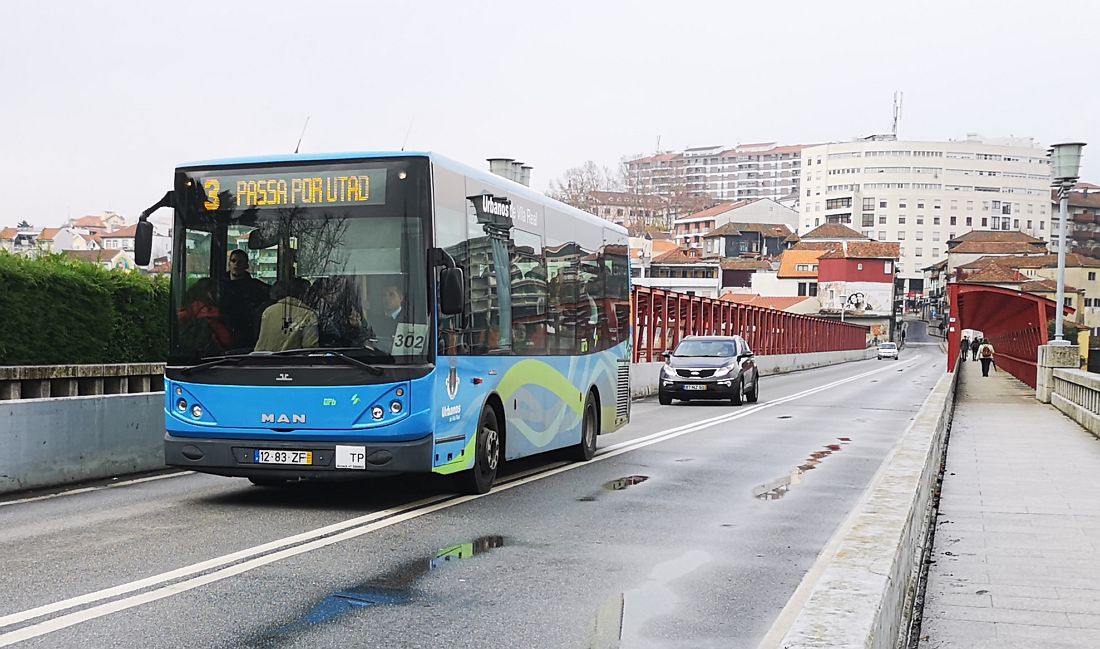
631;286;868;364
0;393;165;494
631;348;879;399
761;365;958;649
1051;367;1100;439
0;363;165;401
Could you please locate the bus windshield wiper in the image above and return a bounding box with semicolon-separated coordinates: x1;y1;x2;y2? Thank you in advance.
179;354;251;374
267;348;385;375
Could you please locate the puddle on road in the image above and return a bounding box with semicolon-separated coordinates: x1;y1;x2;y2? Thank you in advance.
776;415;793;420
261;535;505;640
604;475;649;491
752;439;852;500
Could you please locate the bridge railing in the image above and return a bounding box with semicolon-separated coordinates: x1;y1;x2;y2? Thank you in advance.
1050;368;1100;435
0;364;165;401
630;286;869;363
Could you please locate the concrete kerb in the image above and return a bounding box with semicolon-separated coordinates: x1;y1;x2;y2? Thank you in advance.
631;348;879;400
759;365;958;649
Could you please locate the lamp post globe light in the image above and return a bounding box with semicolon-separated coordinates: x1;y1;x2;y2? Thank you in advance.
1049;142;1087;345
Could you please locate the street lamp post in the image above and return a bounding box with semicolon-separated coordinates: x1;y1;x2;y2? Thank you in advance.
1049;142;1087;345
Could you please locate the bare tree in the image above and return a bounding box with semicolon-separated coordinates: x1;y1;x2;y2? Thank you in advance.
546;161;616;213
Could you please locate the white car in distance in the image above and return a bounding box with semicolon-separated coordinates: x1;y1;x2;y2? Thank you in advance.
877;342;899;361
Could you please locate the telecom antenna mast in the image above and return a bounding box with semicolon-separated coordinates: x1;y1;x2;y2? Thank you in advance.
892;91;903;137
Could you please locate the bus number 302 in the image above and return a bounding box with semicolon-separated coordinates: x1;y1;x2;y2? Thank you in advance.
394;334;425;351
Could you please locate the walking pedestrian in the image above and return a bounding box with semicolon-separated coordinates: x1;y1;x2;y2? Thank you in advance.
960;335;969;363
978;338;996;377
970;337;981;361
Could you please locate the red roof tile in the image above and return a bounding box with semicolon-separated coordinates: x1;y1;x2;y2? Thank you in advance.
819;241;901;259
652;249;712;264
101;224;139;238
961;266;1029;284
719;294;815;311
38;227;61;241
719;258;773;271
948;230;1045;245
800;223;868;240
0;227;16;240
949;241;1048;254
704;222;793;239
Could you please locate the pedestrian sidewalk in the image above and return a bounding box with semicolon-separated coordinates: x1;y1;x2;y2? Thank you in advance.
919;363;1100;648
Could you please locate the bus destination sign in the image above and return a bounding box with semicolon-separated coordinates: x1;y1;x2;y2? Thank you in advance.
198;169;387;211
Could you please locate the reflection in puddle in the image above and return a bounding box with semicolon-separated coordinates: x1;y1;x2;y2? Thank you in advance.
752;439;851;500
604;475;649;491
261;536;504;642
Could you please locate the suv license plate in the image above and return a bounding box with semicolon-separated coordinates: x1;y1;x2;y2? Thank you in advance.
683;384;707;391
254;449;313;465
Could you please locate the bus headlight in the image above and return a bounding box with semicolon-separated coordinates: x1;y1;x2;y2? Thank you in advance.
372;406;385;420
177;399;187;412
390;400;402;414
191;405;203;419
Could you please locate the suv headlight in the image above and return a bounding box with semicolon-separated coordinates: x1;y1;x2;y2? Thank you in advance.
712;365;735;378
661;365;677;378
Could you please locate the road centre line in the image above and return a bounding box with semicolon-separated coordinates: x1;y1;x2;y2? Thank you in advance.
0;357;920;646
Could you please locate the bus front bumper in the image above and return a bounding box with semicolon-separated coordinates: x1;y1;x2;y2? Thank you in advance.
165;433;435;479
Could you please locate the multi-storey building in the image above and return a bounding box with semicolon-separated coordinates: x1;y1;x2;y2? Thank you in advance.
798;134;1052;296
589;190;670;230
625;142;807;205
1053;183;1100;259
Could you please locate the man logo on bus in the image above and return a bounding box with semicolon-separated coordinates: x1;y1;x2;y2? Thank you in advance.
446;356;459;400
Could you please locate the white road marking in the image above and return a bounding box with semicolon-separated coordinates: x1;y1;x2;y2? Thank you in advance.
0;472;195;508
0;357;924;646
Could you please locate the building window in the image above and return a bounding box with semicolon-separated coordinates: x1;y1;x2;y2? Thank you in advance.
916;231;924;240
878;231;887;240
966;217;973;226
857;262;864;271
917;201;925;209
879;216;887;224
950;216;957;225
981;218;988;227
934;200;942;210
916;248;923;257
863;197;876;210
933;216;940;225
899;216;907;224
898;231;906;239
862;213;875;227
1090;272;1097;281
879;200;887;208
1065;297;1072;307
1014;219;1020;229
1027;220;1033;229
1040;221;1045;230
933;231;941;241
917;216;924;225
899;199;908;208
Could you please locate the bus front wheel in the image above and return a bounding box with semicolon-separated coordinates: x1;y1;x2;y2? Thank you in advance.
569;393;598;462
458;405;501;495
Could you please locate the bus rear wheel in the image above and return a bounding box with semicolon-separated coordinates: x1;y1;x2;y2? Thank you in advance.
569;393;598;462
458;405;501;495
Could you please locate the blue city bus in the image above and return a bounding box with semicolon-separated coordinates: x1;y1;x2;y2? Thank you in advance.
134;152;631;493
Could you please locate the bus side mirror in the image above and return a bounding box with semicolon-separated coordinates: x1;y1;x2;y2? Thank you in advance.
439;267;465;316
134;220;154;266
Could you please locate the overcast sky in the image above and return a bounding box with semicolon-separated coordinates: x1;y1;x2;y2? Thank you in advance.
2;0;1097;228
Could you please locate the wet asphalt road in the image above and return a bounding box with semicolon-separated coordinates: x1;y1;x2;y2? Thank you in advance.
0;322;945;649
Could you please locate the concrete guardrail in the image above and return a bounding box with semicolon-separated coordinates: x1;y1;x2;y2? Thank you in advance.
760;363;958;648
1051;367;1100;438
0;363;165;400
0;393;166;494
631;348;879;399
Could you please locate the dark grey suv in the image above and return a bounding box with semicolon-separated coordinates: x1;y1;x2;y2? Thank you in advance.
657;335;759;406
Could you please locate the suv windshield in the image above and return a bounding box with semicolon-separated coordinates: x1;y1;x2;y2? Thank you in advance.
673;340;739;357
168;159;430;367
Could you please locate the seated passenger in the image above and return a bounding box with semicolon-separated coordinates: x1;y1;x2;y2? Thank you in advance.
255;278;319;352
178;278;233;356
221;249;270;350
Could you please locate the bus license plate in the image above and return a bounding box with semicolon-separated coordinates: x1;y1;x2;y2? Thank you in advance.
253;449;313;465
683;384;707;391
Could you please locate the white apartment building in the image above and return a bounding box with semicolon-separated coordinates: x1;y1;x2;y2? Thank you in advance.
798;134;1052;294
625;142;806;204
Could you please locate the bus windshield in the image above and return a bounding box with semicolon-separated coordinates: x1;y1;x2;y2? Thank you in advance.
168;159;430;367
